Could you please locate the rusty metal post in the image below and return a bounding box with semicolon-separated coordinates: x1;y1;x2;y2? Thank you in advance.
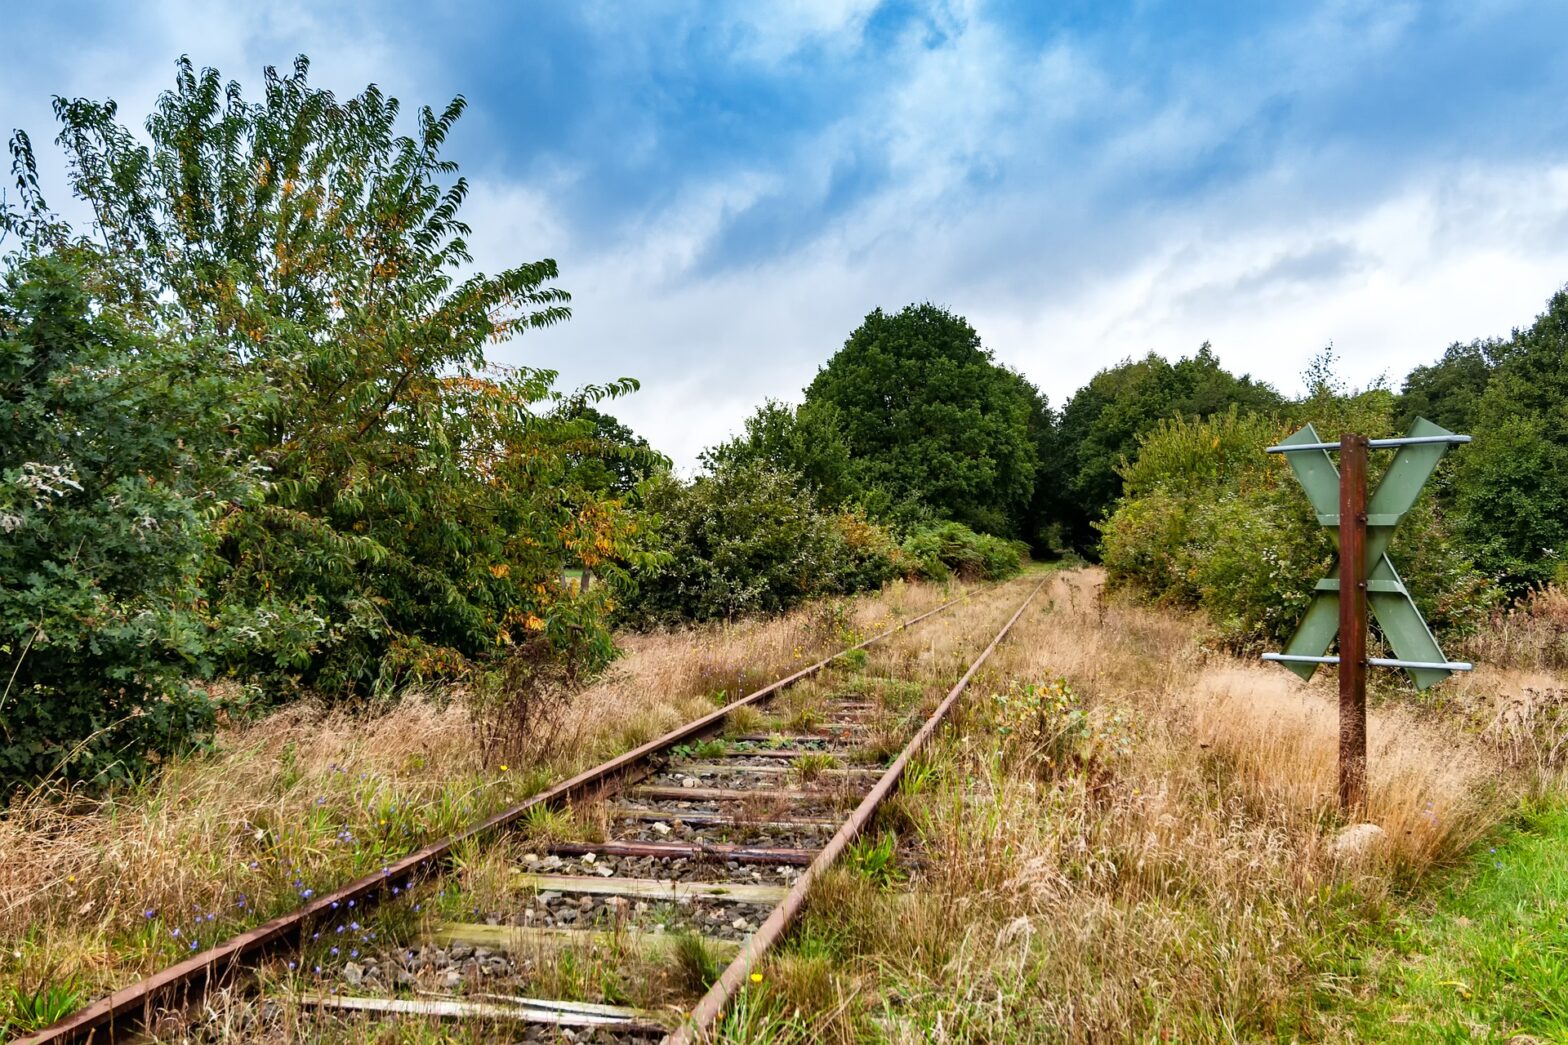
1337;433;1369;816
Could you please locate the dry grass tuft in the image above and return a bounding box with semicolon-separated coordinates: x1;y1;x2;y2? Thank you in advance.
1464;583;1568;672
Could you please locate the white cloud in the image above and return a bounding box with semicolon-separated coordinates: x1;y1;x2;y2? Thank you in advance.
984;162;1568;401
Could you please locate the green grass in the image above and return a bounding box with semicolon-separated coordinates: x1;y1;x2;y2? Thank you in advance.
1351;800;1568;1042
672;931;725;992
845;831;904;888
3;973;85;1035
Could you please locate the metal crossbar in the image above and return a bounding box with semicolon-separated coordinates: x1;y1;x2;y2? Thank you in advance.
1264;434;1472;454
1261;652;1473;671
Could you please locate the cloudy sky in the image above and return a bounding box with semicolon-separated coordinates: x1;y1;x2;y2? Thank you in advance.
6;1;1568;466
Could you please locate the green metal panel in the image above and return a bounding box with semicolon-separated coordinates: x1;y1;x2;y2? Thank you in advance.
1272;418;1461;689
1281;424;1339;518
1367;556;1449;690
1278;424;1344;681
1368;418;1454;519
1280;589;1339;681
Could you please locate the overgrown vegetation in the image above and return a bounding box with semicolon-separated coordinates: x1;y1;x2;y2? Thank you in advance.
1100;400;1497;649
2;41;1566;1045
900;521;1028;582
621;461;909;624
0;255;252;785
1;58;655;789
0;580;970;1014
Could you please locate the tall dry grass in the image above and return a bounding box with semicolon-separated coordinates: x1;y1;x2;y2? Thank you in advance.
756;567;1558;1043
1463;583;1568;672
0;577;969;1001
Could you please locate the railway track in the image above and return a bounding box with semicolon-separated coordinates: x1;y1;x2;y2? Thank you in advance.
20;575;1045;1044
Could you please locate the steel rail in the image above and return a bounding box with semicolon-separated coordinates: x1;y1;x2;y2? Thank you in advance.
668;573;1049;1044
19;586;986;1045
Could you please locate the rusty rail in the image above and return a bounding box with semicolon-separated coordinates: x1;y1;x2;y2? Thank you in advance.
668;574;1048;1044
18;588;982;1044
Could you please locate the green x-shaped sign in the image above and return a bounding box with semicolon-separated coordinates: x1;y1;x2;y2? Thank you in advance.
1276;417;1460;690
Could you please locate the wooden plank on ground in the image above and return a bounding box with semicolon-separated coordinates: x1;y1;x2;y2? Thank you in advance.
701;747;856;759
294;990;665;1031
428;923;741;961
668;762;878;777
727;733;836;742
511;872;789;904
608;806;840;829
548;839;816;865
465;993;655;1018
630;784;846;803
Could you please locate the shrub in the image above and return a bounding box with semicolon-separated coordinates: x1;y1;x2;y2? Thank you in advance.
0;255;254;788
625;462;904;624
1101;406;1497;651
900;521;1026;581
822;508;906;594
984;678;1132;781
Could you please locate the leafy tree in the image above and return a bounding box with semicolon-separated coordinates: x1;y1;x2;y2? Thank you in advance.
1006;370;1066;555
805;303;1038;537
1456;287;1568;591
1394;340;1500;434
8;56;650;696
701;398;863;508
1058;344;1281;548
557;406;664;496
0;254;255;787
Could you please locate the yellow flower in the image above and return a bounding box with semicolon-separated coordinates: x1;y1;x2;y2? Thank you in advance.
499;764;509;773
67;875;77;884
749;972;763;984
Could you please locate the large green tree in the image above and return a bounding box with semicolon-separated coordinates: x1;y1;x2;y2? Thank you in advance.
7;56;649;698
1058;344;1281;549
1455;287;1568;591
805;303;1039;537
701;398;863;508
1394;340;1501;434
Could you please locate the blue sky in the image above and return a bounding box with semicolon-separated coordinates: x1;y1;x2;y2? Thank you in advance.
6;1;1568;466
